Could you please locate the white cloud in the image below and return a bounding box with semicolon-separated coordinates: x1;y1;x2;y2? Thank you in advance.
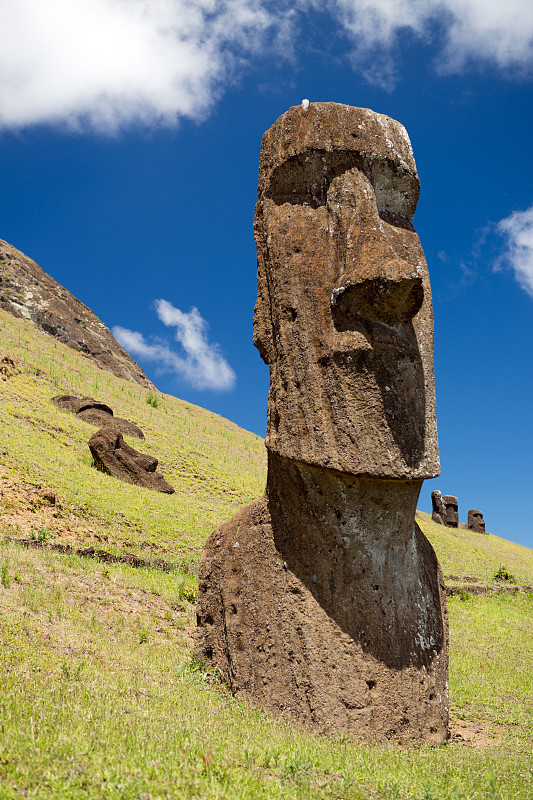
496;205;533;297
113;299;236;391
319;0;533;86
1;0;532;131
436;0;533;74
0;0;276;132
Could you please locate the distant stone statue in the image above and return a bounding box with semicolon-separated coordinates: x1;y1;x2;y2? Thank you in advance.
89;427;174;493
431;490;446;524
52;394;144;439
195;102;449;744
468;509;486;534
442;495;459;528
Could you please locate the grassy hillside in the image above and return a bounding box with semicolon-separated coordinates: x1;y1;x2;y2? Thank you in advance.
1;307;532;800
0;307;266;565
417;513;533;587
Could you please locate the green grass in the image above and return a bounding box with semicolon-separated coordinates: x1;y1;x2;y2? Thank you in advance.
1;542;531;800
0;308;266;563
417;512;533;586
1;307;533;798
448;592;533;738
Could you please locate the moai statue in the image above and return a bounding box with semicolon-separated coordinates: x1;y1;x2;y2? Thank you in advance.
431;490;445;524
468;509;486;534
195;102;449;744
88;427;174;494
442;495;459;528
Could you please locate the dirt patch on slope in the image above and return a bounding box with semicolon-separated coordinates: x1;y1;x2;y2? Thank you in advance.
0;464;100;543
449;713;502;749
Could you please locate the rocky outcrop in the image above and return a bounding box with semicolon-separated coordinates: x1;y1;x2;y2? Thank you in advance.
52;395;144;439
0;239;153;388
196;102;449;744
88;427;174;494
0;355;21;380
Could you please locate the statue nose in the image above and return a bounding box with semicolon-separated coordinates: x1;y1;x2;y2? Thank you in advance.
331;260;424;326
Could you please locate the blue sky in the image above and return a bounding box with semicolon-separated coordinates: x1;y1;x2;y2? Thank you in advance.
1;0;532;549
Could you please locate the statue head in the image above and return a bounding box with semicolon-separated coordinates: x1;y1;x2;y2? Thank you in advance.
442;495;459;528
431;490;445;524
468;509;486;533
254;102;439;479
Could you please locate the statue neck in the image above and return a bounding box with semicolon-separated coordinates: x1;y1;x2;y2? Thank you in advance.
266;451;422;547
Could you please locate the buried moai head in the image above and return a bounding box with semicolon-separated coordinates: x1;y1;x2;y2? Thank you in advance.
88;427;174;494
442;495;459;528
431;490;445;524
468;509;486;533
253;102;439;479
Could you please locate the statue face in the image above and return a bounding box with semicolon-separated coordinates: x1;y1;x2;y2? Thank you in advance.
468;509;485;532
254;103;439;479
431;490;445;523
442;497;459;528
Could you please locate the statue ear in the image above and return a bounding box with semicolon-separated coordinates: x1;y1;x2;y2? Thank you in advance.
253;269;274;365
253;203;274;365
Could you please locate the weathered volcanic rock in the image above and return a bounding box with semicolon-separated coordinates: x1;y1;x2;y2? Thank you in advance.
431;490;445;525
0;239;154;388
0;355;21;380
468;509;486;534
442;496;459;528
52;394;113;416
253;103;439;479
52;394;144;439
88;427;174;493
195;102;449;744
197;456;449;744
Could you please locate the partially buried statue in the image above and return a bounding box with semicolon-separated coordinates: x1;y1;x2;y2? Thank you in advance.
442;495;459;528
431;490;446;525
89;427;174;494
468;509;486;534
195;102;449;744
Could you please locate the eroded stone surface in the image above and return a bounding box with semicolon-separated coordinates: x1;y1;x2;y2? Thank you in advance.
468;509;486;534
89;427;174;493
0;354;21;380
0;239;154;388
195;102;448;743
197;457;449;743
253;103;438;479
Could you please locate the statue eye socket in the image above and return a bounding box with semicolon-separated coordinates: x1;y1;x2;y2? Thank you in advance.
265;150;361;208
371;160;419;224
265;149;419;226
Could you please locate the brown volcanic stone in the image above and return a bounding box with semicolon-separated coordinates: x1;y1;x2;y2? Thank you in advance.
468;509;486;534
195;102;449;744
253;103;438;478
431;490;445;525
88;427;174;493
0;354;21;380
52;395;113;415
442;495;459;528
52;395;144;439
198;456;449;743
0;239;154;388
